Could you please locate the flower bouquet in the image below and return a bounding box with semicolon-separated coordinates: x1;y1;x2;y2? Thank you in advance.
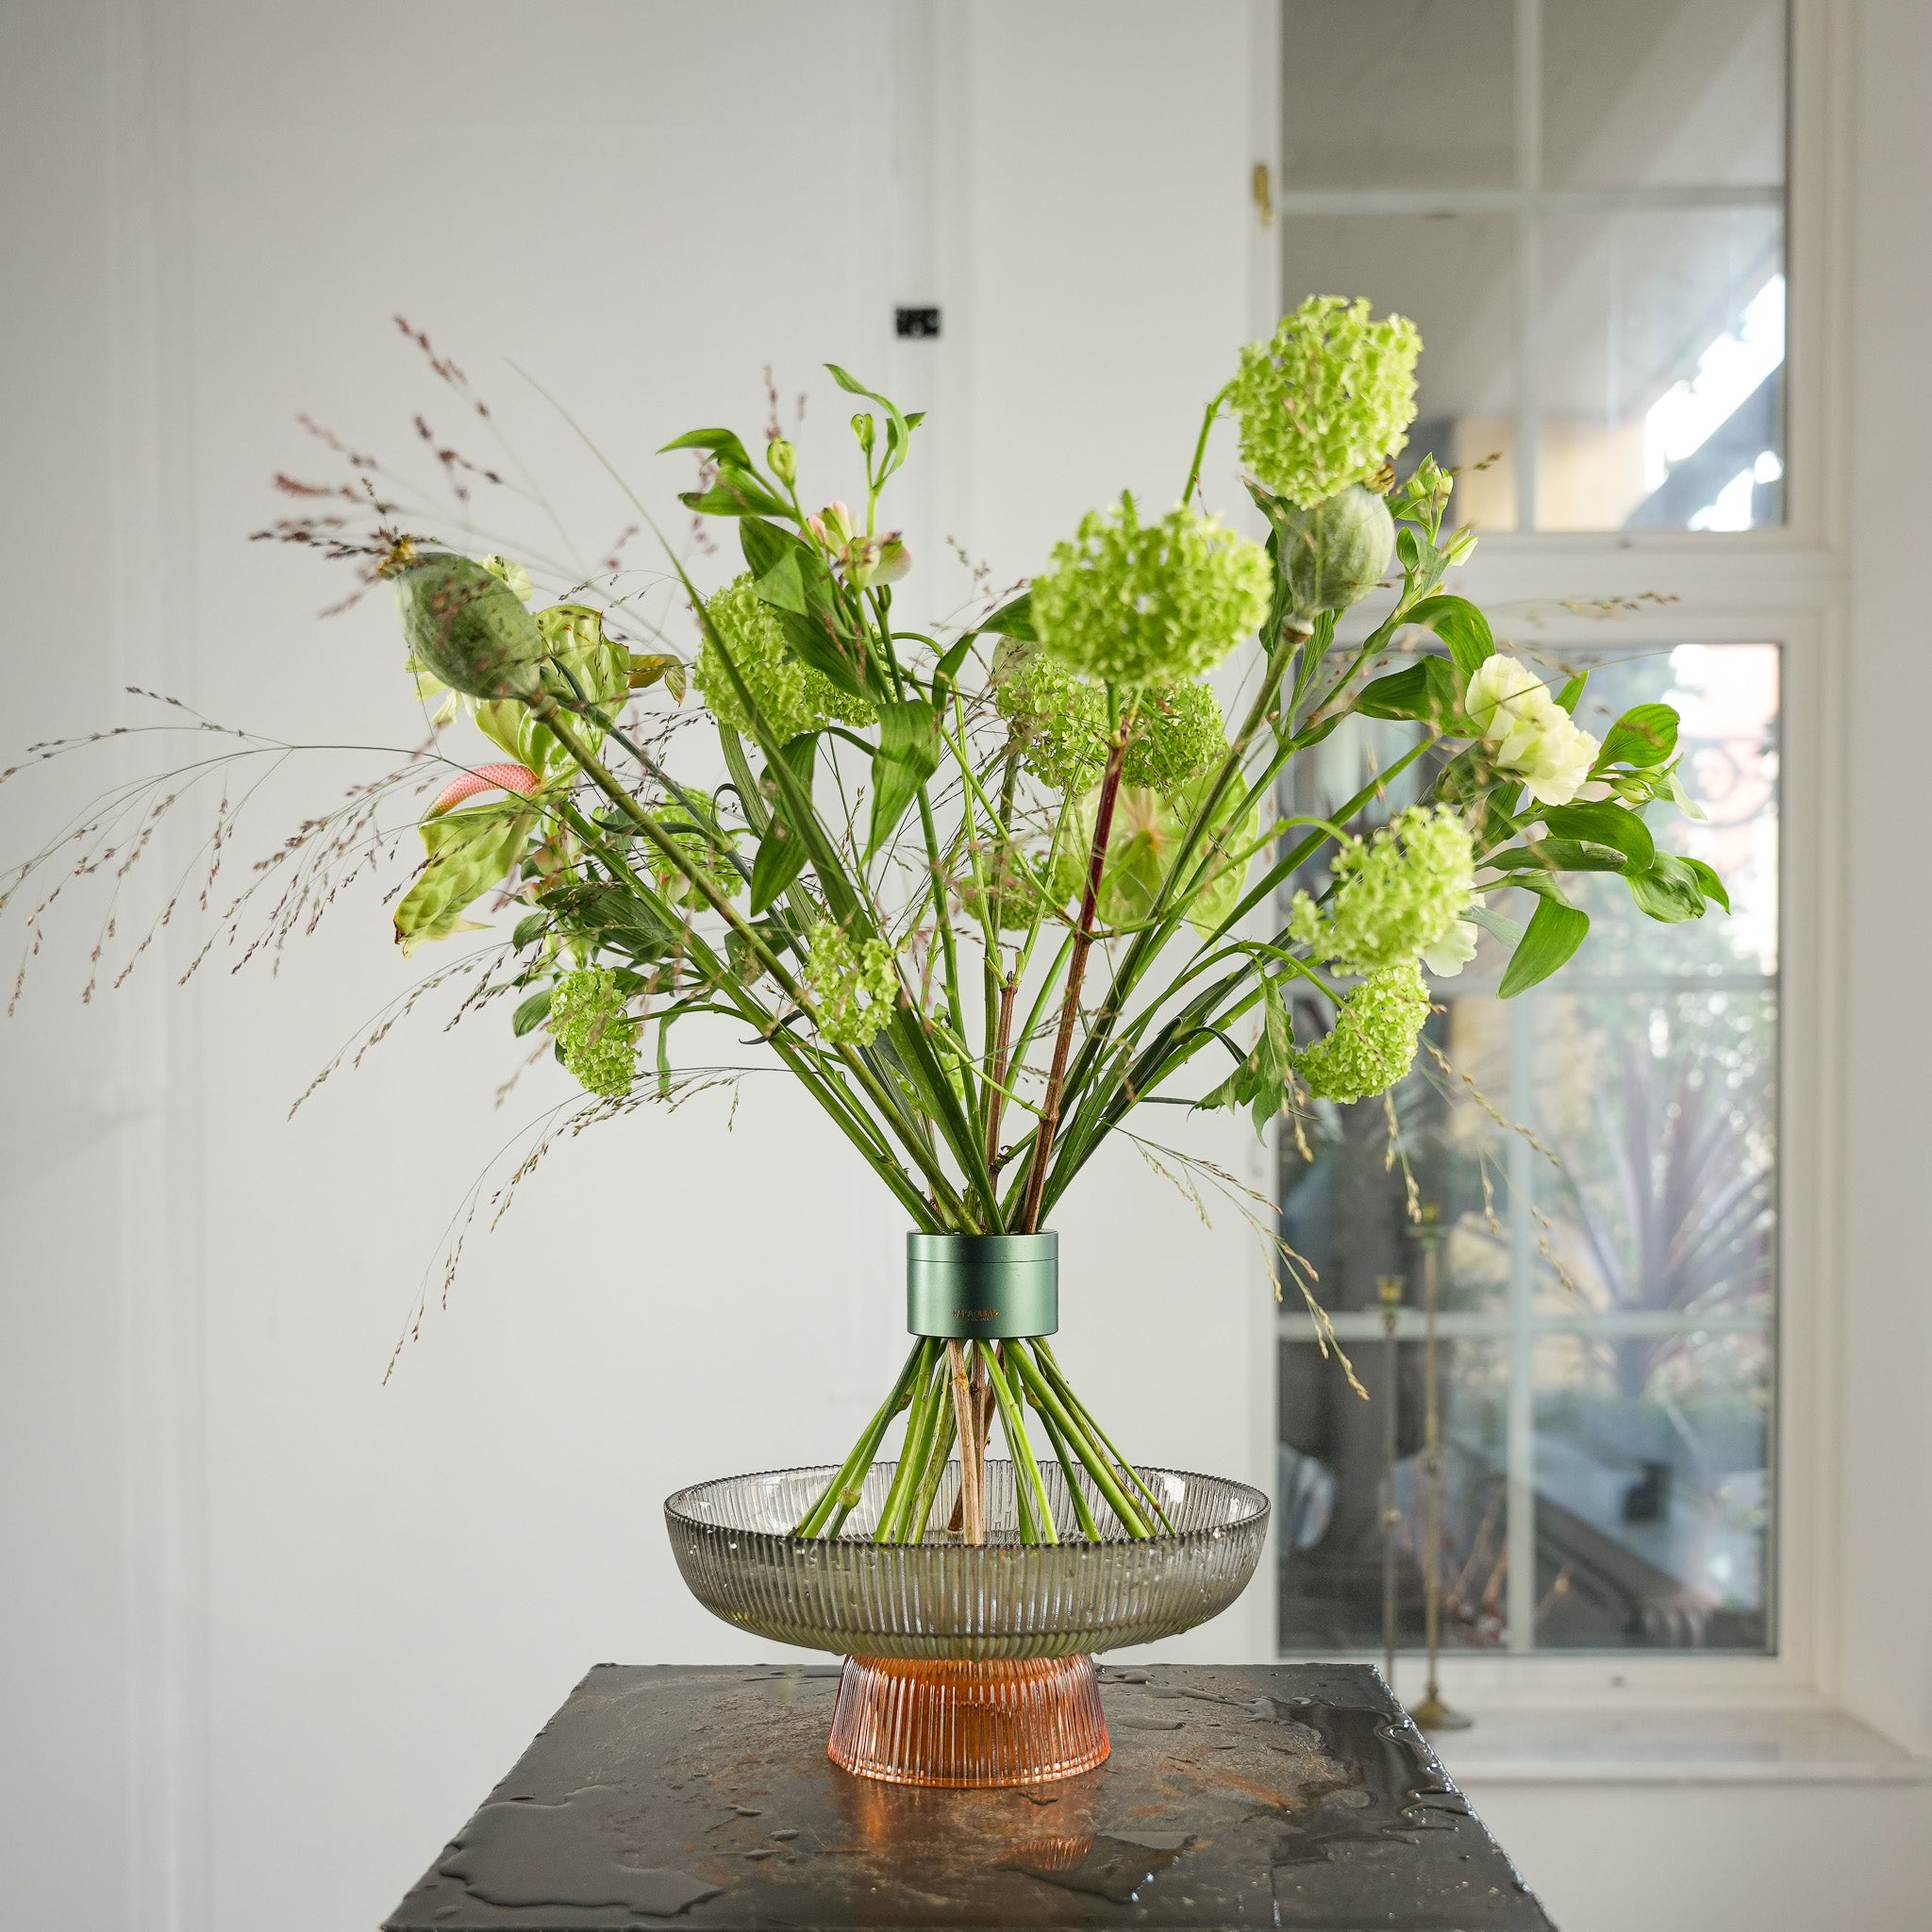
4;295;1723;1783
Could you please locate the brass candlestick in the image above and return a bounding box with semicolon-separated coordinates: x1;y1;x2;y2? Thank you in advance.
1376;1274;1404;1691
1407;1204;1472;1733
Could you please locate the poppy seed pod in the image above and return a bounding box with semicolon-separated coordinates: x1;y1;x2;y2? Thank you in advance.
1271;484;1395;640
393;553;547;701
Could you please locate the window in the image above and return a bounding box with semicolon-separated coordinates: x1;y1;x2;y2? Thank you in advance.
1277;644;1778;1654
1277;0;1788;532
1274;1;1791;1658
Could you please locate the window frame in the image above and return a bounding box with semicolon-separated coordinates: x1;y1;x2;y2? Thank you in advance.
1243;0;1850;1703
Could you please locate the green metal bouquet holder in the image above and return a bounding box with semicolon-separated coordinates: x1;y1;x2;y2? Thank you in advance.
905;1232;1058;1341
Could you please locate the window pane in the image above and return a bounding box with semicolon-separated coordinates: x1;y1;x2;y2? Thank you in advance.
1543;0;1787;190
1281;1;1516;189
1280;1338;1512;1653
1532;1327;1771;1649
1277;643;1777;1655
1536;209;1784;530
1280;215;1519;530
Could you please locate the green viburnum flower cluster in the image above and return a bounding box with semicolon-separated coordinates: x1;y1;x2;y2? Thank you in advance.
1289;806;1475;975
1231;295;1422;507
1030;495;1270;687
992;641;1227;795
548;967;638;1099
1293;958;1430;1104
803;919;899;1047
694;575;875;744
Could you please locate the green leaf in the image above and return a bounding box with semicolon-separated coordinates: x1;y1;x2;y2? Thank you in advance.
1540;801;1656;870
867;700;942;858
626;653;687;702
739;515;808;595
979;591;1036;641
1595;702;1680;770
679;461;793;520
658;425;757;472
1354;653;1464;728
929;634;975;712
825;364;918;477
510;988;553;1037
1485;840;1627;874
724;918;787;987
1681;855;1731;912
538;880;679;962
1625;853;1709;923
1466;903;1524;949
749;734;819;913
1554;672;1587;715
752;547;808;616
1403;594;1495;678
511;910;550;951
1499;891;1590;997
772;602;877;701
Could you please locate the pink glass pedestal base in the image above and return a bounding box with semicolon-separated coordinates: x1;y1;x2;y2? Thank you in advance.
825;1654;1110;1788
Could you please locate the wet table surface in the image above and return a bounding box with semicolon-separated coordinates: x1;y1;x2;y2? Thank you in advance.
383;1662;1553;1931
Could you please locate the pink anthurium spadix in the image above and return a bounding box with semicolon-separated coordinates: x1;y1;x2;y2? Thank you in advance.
426;762;540;819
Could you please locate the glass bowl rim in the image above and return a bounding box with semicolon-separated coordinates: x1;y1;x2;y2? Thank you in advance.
663;1459;1272;1550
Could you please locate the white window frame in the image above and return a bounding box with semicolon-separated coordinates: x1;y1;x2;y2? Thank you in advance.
1241;0;1852;1707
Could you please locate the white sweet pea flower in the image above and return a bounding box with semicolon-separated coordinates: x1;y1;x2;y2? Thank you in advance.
1464;654;1603;807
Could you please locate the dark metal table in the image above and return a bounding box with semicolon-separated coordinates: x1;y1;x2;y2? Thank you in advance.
384;1662;1552;1931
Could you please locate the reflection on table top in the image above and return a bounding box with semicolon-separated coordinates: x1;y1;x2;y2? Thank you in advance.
383;1661;1554;1930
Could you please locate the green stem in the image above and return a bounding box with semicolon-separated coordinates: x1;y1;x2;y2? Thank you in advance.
1032;1341;1174;1532
874;1341;945;1543
1181;380;1235;505
1006;1343;1149;1537
1036;631;1297;1176
978;1341;1056;1543
906;1386;960;1544
548;795;941;1227
1032;1401;1102;1540
1019;708;1132;1231
793;1340;925;1537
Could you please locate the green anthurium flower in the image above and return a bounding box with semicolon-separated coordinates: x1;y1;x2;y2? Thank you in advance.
1054;774;1257;938
392;799;538;956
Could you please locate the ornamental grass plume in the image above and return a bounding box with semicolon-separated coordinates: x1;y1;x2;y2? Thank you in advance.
1030;494;1270;687
1294;958;1432;1104
1290;806;1475;975
695;575;876;743
549;968;638;1098
1231;295;1422;507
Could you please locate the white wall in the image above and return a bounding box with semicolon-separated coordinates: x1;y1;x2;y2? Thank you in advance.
4;5;1259;1929
4;5;1930;1932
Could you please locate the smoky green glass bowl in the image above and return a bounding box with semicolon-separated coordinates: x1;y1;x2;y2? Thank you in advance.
664;1460;1269;1660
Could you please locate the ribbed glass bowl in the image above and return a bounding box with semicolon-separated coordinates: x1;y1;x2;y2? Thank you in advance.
664;1460;1269;1659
